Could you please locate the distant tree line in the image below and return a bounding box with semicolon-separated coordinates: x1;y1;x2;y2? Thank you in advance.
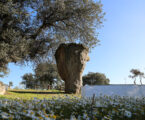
83;72;110;85
21;63;110;90
21;62;64;90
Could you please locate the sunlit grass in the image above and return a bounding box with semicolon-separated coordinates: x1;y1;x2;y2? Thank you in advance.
0;89;81;100
10;89;61;92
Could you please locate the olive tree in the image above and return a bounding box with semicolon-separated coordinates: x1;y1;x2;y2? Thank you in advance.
129;69;145;85
0;0;105;76
83;72;110;85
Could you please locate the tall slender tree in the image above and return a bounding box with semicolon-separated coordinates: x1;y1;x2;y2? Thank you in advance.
9;81;13;88
138;72;145;85
129;69;145;85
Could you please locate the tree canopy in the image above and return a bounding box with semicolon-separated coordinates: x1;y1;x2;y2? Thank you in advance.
21;62;61;89
129;69;145;84
22;73;36;89
35;62;61;86
9;81;13;88
0;0;105;75
83;72;110;85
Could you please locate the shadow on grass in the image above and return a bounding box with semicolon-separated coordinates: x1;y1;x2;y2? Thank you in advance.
9;91;65;94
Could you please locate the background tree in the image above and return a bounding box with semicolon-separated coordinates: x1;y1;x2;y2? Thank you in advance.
8;81;13;88
21;73;36;89
0;0;105;76
83;72;110;86
21;62;61;89
138;72;145;85
129;69;145;84
34;62;61;89
55;79;65;90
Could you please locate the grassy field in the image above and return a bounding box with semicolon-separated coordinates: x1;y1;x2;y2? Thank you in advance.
0;89;81;100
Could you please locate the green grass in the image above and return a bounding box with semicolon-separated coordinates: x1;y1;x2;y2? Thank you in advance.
0;89;81;100
10;89;60;92
0;89;145;119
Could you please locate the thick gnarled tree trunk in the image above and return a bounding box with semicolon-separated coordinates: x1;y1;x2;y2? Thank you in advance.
55;43;89;94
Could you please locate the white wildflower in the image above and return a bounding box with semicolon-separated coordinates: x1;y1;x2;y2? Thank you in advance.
124;110;132;118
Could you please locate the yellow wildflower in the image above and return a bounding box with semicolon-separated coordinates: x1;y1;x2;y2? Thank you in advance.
23;110;26;113
30;111;34;115
9;116;13;120
38;116;43;119
50;115;57;119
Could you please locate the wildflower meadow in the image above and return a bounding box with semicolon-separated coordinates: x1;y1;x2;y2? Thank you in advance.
0;90;145;120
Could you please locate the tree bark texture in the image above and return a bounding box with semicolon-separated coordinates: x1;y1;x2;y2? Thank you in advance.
55;43;89;94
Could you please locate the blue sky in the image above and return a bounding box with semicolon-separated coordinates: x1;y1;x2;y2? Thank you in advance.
1;0;145;87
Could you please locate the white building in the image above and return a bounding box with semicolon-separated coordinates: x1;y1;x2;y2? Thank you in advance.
82;84;145;98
